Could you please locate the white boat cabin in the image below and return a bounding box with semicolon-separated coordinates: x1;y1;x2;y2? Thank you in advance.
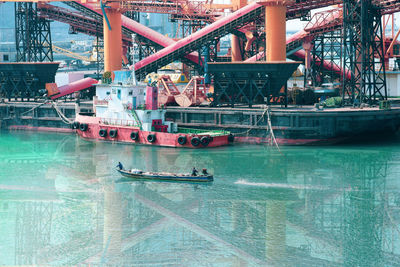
93;70;177;133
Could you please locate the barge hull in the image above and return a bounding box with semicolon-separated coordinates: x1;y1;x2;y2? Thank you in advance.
75;114;230;148
2;102;400;145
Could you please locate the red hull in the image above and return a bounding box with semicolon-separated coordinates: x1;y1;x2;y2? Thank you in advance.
75;116;230;148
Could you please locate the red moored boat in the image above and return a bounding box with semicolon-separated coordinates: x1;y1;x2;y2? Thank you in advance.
74;70;233;148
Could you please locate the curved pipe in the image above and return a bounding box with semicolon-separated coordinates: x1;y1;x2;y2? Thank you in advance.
51;77;98;100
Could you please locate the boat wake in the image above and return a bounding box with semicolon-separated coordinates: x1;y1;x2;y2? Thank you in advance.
235;179;327;190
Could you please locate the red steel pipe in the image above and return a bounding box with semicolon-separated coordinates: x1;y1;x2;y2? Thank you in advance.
51;77;98;100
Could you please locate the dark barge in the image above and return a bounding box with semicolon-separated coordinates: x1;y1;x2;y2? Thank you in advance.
1;101;400;145
166;106;400;145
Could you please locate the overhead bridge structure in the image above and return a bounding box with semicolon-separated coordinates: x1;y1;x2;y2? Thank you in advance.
34;0;400;78
134;2;263;76
4;0;400;103
133;0;400;77
62;2;200;64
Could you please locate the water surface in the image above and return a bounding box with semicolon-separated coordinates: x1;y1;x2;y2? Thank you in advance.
1;131;400;266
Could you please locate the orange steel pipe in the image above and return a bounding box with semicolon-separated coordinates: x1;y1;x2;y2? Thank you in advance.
230;0;247;62
302;40;313;70
231;35;242;61
261;0;287;62
386;27;400;55
103;4;122;74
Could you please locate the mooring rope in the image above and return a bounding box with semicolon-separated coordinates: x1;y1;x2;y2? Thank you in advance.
19;100;50;116
51;101;73;125
266;105;280;152
234;108;268;136
234;105;280;151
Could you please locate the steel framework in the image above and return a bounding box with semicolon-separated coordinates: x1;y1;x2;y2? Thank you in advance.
342;0;387;105
15;3;53;62
308;31;342;87
38;3;160;63
209;62;299;107
0;63;58;101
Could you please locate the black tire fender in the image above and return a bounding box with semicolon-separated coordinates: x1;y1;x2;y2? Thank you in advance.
191;137;200;147
79;123;88;132
130;131;139;140
72;121;80;129
147;134;156;143
228;133;234;143
109;129;117;138
200;136;210;147
177;135;187;145
99;129;107;137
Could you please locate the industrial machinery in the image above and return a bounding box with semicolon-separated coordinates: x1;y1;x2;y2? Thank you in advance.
2;0;400;104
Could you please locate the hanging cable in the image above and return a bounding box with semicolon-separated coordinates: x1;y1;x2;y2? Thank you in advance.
20;100;50;116
266;105;280;151
51;101;73;125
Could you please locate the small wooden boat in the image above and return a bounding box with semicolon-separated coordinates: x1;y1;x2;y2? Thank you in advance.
117;168;213;182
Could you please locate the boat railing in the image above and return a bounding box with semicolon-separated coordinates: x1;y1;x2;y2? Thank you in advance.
177;127;230;136
100;118;140;127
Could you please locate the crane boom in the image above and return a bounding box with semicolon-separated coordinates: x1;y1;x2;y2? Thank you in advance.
52;45;94;62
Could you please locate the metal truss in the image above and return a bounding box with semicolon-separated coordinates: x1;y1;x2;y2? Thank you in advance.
176;19;208;38
342;0;387;105
196;38;220;82
124;10;140;22
212;73;270;107
62;2;164;59
15;3;53;62
120;0;219;22
136;36;160;60
0;72;40;100
309;31;342;87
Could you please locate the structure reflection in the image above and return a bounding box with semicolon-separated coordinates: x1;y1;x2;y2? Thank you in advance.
1;135;400;266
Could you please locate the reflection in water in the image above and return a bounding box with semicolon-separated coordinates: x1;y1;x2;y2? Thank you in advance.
1;132;400;266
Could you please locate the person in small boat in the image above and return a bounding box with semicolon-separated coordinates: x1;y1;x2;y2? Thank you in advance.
202;168;208;175
117;162;124;170
191;167;198;176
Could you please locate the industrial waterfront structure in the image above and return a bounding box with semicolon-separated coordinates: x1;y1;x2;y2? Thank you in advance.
2;0;400;144
1;0;400;101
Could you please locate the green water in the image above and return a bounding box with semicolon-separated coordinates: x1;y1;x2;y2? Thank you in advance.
1;131;400;266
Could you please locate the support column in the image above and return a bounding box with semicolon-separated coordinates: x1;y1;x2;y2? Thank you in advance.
103;3;122;74
259;0;288;104
231;0;247;61
231;35;243;61
302;38;313;87
260;0;287;62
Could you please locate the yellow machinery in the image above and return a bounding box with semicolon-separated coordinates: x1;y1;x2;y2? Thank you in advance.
52;45;96;62
144;63;188;84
